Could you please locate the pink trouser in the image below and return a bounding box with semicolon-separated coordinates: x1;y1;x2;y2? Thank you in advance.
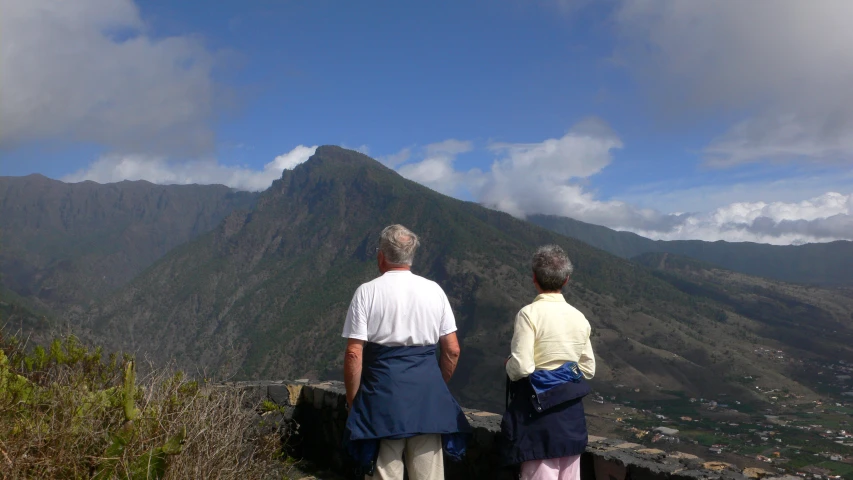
520;454;581;480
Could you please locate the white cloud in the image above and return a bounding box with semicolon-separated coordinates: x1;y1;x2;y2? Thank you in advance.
479;118;622;218
393;120;667;230
63;145;317;191
0;0;224;155
425;139;472;157
396;140;475;196
611;0;853;167
378;148;412;168
385;120;853;245
628;193;853;245
616;170;853;215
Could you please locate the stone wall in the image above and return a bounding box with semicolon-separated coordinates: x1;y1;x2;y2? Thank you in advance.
231;380;791;480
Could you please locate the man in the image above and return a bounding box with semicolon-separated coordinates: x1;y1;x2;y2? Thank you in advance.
342;224;470;480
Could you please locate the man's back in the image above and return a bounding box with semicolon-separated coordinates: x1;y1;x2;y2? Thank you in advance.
341;224;467;480
342;270;455;346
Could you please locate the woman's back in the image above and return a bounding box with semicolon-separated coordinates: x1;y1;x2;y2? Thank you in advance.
506;293;595;382
500;245;595;480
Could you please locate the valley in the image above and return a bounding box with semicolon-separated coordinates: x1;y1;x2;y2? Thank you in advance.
587;353;853;478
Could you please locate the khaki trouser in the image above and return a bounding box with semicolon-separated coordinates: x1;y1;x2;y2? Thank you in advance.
370;433;444;480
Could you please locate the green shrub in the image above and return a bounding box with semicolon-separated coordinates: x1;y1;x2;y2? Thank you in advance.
0;330;288;479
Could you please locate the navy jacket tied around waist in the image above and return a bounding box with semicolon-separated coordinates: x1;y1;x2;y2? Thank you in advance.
498;361;591;466
343;343;471;475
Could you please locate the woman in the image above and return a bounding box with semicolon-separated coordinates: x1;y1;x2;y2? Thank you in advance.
498;245;596;480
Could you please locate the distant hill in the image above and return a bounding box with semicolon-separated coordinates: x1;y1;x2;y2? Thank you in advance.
529;214;853;286
632;251;853;385
0;286;54;344
77;146;853;412
0;175;257;311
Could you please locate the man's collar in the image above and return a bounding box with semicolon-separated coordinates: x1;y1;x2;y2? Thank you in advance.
534;293;566;303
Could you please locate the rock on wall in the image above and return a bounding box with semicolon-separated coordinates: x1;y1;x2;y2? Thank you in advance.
229;380;787;480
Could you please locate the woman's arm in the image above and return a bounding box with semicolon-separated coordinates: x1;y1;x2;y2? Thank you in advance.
578;335;596;379
506;311;536;381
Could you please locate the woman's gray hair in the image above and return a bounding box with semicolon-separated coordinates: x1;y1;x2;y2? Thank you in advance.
532;244;574;291
379;224;420;265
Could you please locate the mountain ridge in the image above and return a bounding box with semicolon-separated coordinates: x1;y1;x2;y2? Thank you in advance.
76;146;853;412
0;174;258;311
9;172;245;190
529;213;853;286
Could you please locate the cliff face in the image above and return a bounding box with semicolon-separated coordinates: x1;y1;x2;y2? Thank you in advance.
79;147;853;412
0;174;257;310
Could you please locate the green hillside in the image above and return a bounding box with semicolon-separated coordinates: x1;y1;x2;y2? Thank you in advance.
80;147;853;412
0;286;54;342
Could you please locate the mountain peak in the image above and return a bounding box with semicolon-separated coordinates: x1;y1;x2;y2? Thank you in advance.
309;145;386;169
314;144;358;155
0;173;57;186
275;145;397;188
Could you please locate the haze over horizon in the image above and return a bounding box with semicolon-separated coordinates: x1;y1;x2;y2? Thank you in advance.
2;0;852;245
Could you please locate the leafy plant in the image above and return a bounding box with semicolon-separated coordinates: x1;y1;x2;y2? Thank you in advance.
0;330;290;479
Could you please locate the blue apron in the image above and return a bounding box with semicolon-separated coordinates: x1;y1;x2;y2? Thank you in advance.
343;343;471;476
497;361;591;467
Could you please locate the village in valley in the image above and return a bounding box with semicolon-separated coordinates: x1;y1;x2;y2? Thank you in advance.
586;353;853;479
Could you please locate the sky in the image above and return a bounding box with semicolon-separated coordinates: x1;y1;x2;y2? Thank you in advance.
1;0;852;245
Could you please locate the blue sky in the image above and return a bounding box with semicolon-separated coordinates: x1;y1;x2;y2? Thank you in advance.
2;0;852;244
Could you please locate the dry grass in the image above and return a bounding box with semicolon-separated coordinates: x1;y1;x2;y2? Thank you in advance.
0;331;292;479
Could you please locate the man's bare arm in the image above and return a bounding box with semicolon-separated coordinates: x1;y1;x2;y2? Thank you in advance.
344;339;365;410
438;332;461;383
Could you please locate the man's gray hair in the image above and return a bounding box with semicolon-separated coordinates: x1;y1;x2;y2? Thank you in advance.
532;244;574;291
379;224;420;265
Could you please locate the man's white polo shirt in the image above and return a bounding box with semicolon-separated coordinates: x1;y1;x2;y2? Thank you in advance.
342;270;457;346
